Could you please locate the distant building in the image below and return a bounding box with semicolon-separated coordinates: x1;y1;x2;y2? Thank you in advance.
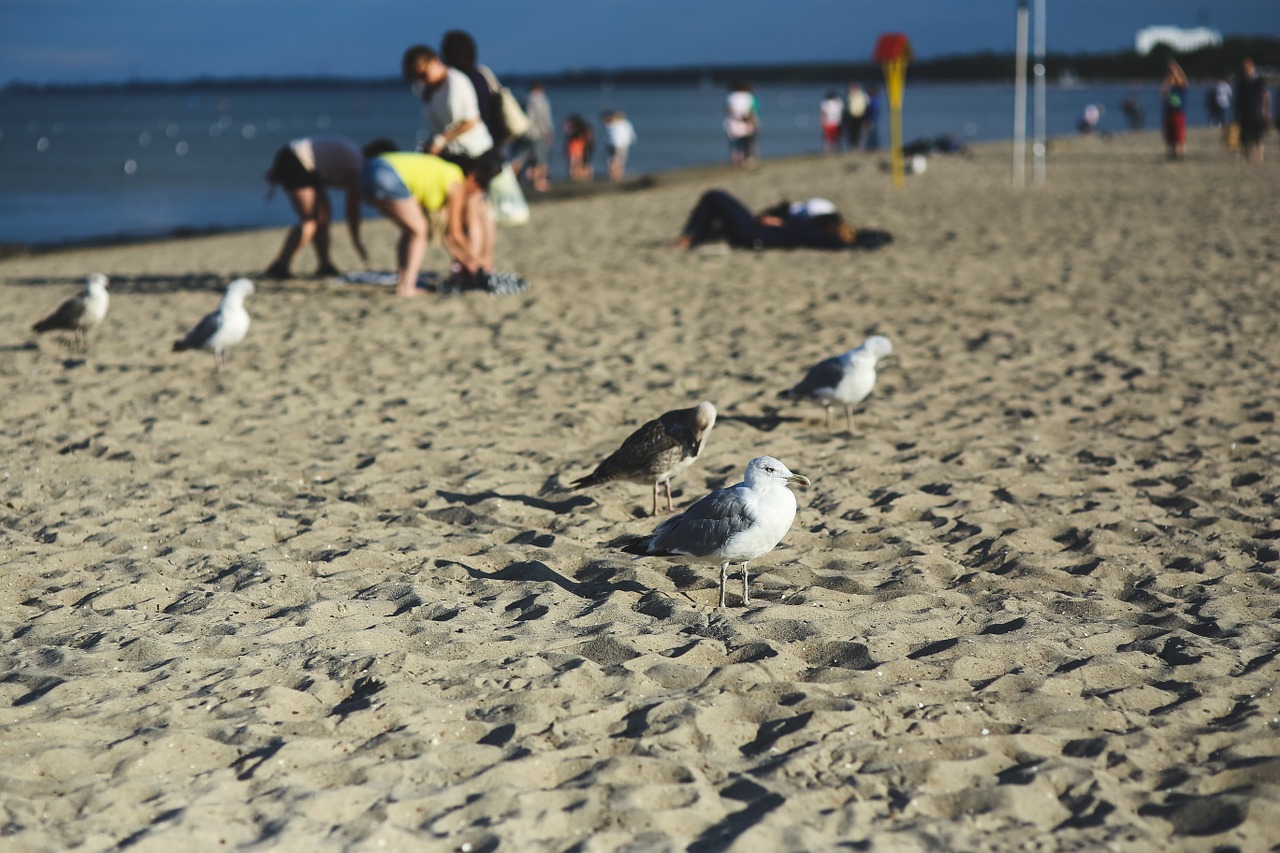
1135;26;1223;55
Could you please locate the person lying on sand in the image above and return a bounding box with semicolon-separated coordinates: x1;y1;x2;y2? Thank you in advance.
359;140;501;297
674;190;891;251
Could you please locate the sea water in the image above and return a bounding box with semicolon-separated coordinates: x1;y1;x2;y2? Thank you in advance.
0;80;1183;247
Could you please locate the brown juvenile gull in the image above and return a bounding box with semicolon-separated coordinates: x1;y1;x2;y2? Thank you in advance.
571;401;717;515
173;277;254;373
781;335;893;432
621;456;810;607
32;273;110;351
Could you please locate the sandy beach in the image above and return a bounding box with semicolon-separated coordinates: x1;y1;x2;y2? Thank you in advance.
2;127;1278;851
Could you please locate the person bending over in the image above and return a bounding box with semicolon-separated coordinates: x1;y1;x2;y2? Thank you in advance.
359;141;501;298
675;189;890;251
264;134;369;278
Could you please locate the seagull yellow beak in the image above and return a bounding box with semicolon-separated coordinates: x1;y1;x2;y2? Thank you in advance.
787;472;811;488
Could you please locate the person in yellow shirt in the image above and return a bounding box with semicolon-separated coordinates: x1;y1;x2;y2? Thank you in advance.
360;141;500;298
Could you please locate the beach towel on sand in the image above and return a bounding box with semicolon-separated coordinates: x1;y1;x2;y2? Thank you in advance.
340;270;529;296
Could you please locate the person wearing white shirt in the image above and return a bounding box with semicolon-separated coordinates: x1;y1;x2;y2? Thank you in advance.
402;44;497;276
602;111;636;180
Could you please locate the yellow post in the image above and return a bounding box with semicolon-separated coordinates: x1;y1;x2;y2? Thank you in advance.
872;33;913;190
883;56;907;189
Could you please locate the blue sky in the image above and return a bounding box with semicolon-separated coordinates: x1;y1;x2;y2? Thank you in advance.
2;0;1275;86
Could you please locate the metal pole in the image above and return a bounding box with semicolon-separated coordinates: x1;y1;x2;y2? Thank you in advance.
1033;0;1046;185
1013;0;1028;189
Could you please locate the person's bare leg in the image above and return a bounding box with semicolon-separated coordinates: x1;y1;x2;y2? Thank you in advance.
467;194;495;272
267;187;318;276
375;197;428;298
313;188;338;274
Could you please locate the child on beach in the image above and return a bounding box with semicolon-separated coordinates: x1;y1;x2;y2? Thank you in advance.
564;114;594;182
601;111;636;180
819;91;844;153
358;141;501;298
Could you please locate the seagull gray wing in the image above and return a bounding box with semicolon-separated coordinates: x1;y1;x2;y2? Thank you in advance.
33;295;86;333
645;486;758;558
173;309;222;352
789;355;845;398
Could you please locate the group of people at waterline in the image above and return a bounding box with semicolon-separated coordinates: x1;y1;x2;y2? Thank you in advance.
256;29;891;299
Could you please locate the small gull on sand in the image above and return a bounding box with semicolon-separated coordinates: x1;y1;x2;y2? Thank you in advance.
32;273;110;351
622;456;810;607
782;335;893;432
173;277;254;372
571;401;717;516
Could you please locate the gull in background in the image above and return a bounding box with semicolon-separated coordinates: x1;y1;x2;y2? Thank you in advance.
782;335;893;432
570;401;717;516
621;455;809;607
32;273;110;351
173;278;254;372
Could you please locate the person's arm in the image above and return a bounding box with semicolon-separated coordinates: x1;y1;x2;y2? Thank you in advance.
343;174;367;261
757;200;789;226
441;182;482;274
430;117;480;154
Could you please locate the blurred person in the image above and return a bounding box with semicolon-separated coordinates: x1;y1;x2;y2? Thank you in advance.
513;82;554;191
1235;57;1271;164
564;114;594;181
1206;75;1231;127
601;111;636;180
1160;60;1189;160
1077;103;1103;135
673;190;891;251
401;44;492;161
863;84;882;150
819;90;843;153
1121;97;1145;131
724;82;759;167
358;140;501;298
263;134;368;278
403;42;498;287
843;82;869;150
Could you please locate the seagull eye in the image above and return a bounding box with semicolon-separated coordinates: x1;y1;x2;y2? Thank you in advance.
764;466;775;474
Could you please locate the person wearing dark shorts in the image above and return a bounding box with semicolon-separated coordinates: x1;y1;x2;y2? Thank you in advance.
1235;57;1272;164
264;135;368;278
674;190;891;251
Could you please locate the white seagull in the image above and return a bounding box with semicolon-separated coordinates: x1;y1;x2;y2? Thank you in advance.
173;278;254;372
782;335;893;432
32;273;110;351
622;456;810;607
570;401;717;515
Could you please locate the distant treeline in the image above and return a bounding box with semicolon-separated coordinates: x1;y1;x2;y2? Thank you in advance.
6;35;1277;94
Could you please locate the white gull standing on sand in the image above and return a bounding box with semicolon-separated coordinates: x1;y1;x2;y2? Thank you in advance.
570;401;717;515
781;335;893;432
172;278;254;372
32;273;110;351
622;456;810;607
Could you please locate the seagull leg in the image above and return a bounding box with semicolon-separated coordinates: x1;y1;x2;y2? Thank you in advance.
741;563;751;605
824;406;833;430
665;479;674;512
651;482;660;517
845;405;854;434
719;562;730;608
